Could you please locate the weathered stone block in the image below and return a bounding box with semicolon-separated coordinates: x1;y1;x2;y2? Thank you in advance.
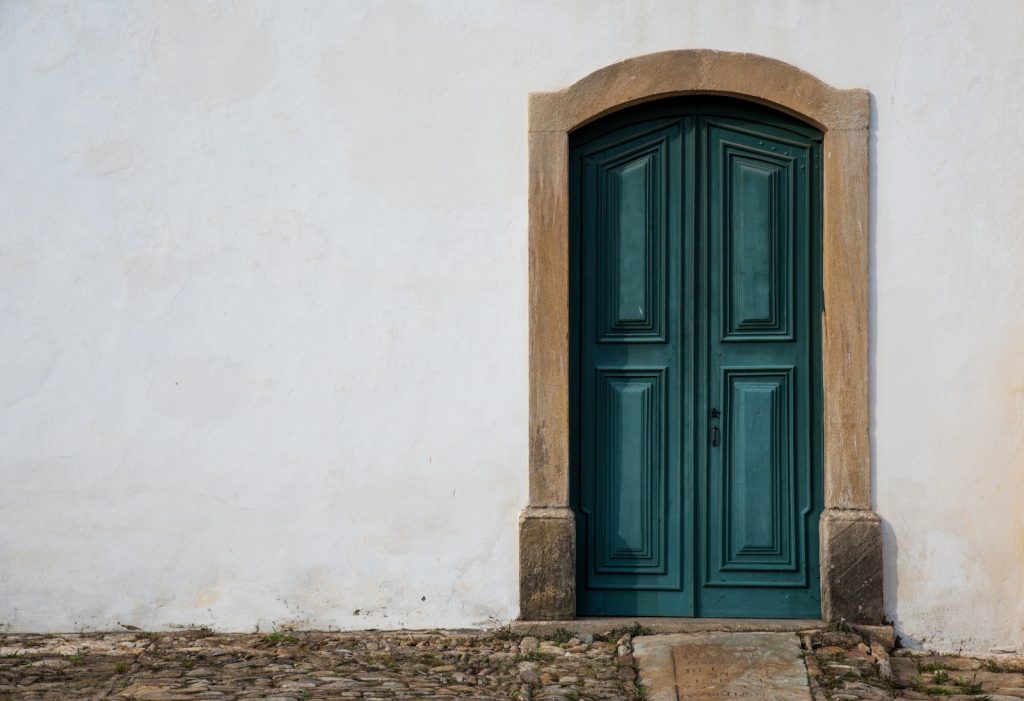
519;507;575;620
849;623;896;652
821;509;884;623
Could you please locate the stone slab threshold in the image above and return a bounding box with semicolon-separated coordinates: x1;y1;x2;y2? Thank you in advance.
512;617;824;636
634;632;812;701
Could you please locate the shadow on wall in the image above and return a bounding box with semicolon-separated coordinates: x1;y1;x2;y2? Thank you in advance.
867;92;914;652
864;89;904;649
878;516;916;648
866;92;917;652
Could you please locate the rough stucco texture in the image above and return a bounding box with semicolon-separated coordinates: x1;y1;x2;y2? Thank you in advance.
1;1;1023;654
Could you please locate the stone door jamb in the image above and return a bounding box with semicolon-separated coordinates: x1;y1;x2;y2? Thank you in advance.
520;49;883;622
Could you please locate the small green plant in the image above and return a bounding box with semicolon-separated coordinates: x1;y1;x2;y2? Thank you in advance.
917;660;949;673
983;658;1016;673
371;652;397;669
602;621;652;641
181;658;195;670
931;669;951;684
263;630;298;645
911;677;957;696
1;651;22;659
548;627;574;644
492;624;519;641
65;654;84;666
820;674;843;691
626;621;652;637
417;652;441;665
860;664;896;692
114;662;128;673
952;675;984;694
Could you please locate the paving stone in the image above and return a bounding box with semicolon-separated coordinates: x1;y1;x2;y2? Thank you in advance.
841;680;890;699
849;624;897;652
929;654;987;671
890;655;919;685
812;630;865;649
634;632;811;701
965;669;1024;689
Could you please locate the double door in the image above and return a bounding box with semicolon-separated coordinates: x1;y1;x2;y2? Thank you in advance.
572;98;823;618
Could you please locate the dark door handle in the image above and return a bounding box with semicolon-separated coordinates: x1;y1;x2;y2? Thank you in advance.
711;425;720;447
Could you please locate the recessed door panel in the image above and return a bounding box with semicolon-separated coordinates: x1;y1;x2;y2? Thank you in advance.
719;140;795;341
711;367;804;581
597;142;667;342
589;369;666;579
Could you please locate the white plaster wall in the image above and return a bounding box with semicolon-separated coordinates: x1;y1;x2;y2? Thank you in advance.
1;0;1022;653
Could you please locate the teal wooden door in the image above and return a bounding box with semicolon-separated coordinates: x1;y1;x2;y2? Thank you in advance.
572;98;823;618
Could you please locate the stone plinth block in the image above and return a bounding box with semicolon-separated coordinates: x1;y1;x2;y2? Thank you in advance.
519;507;575;620
821;509;884;623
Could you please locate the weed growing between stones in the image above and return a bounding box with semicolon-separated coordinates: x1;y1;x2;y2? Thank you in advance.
805;624;1020;700
262;630;298;645
492;624;520;641
548;627;574;645
916;659;949;674
599;622;653;642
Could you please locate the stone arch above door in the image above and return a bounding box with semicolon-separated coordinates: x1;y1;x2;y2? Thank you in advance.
520;50;882;622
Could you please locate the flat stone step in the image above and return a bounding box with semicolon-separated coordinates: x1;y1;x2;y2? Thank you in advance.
633;632;812;701
512;617;823;637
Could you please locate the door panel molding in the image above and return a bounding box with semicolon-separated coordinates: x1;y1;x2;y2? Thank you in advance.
715;128;800;342
592;130;671;343
706;366;810;592
589;367;667;576
520;50;881;623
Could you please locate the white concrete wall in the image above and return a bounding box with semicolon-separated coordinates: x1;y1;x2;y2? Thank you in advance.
1;0;1022;653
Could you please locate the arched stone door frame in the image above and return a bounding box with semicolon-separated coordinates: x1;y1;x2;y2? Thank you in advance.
520;50;882;622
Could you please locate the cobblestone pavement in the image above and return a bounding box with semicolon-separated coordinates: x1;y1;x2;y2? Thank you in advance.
0;628;643;700
5;624;1024;701
805;627;1024;700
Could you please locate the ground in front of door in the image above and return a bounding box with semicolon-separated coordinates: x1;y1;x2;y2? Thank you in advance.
3;626;1024;701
